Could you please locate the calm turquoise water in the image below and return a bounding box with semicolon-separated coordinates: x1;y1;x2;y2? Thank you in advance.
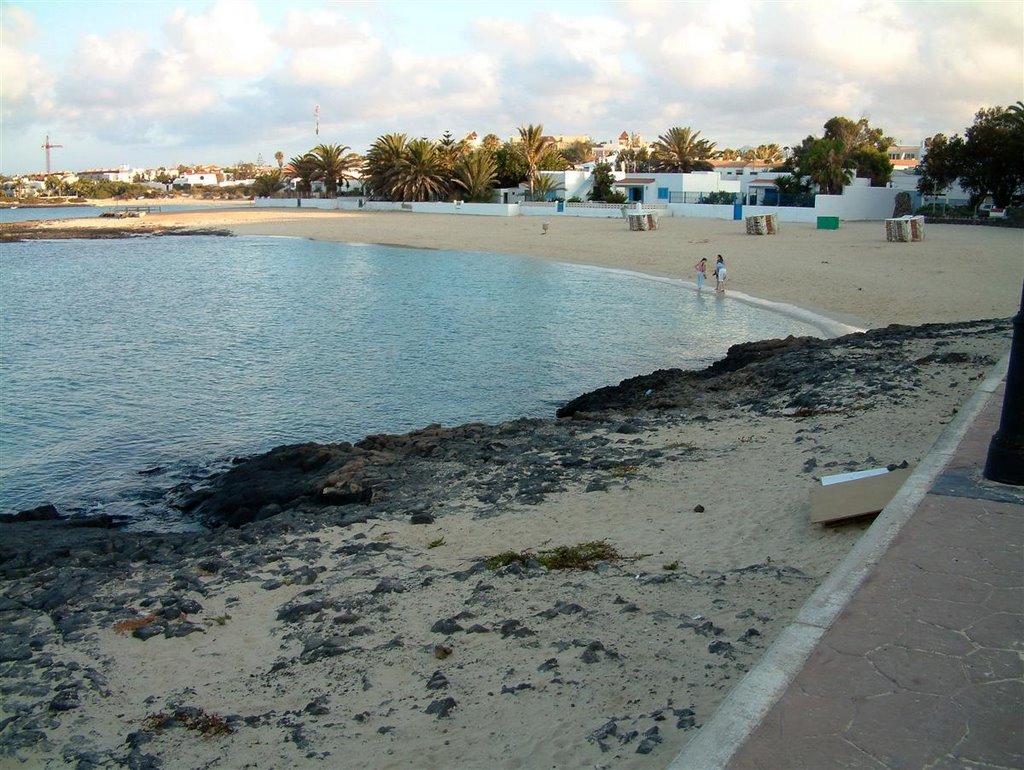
0;235;825;530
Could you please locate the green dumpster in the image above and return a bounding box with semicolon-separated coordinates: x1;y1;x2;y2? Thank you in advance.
816;216;840;230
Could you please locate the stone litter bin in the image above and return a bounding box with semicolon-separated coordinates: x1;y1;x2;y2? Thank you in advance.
627;212;659;231
745;213;779;235
885;215;925;242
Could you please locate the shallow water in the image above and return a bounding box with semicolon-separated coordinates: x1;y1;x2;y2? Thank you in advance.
0;235;825;529
0;203;246;224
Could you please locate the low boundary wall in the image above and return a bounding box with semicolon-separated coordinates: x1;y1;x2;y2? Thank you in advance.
253;192;899;223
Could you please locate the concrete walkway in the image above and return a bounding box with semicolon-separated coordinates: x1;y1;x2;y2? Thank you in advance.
670;359;1023;770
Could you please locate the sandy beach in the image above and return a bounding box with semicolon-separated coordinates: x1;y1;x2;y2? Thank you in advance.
0;207;1021;769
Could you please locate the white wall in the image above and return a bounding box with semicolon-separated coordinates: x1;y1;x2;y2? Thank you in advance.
667;203;737;220
255;185;901;222
538;170;592;200
815;181;899;220
744;205;818;224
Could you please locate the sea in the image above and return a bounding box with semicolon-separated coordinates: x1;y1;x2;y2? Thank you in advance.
0;230;828;531
0;203;236;224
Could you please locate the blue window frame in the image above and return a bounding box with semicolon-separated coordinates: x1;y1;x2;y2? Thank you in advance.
658;187;669;200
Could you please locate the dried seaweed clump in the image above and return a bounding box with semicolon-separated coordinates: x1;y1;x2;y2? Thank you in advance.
143;707;233;737
485;540;622;571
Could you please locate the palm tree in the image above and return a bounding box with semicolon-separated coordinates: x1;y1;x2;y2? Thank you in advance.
531;173;565;201
804;138;854;194
651;127;716;172
517;123;556;200
560;139;595;167
252;170;283;197
480;133;503;153
436;130;469;179
1002;100;1024;129
363;133;408;199
286;153;320;196
312;143;361;197
451;151;498;202
748;143;784;165
391;138;447;202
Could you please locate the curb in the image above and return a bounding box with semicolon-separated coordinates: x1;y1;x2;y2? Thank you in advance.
666;352;1011;770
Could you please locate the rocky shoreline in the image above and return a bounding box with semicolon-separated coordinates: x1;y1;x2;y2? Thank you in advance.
0;223;233;242
0;318;1011;769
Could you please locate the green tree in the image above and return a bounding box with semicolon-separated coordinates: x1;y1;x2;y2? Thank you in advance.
517;123;556;200
532;173;566;201
917;106;1024;207
635;147;652;173
233;161;258;180
958;105;1024;206
802;138;855;194
451;151;498;203
312;143;361;197
773;174;810;195
651;126;716;172
847;146;892;187
823;116;892;153
362;133;408;199
822;116;893;186
616;147;637;173
436;130;468;180
70;178;100;198
391;138;447;201
588;162;617;202
287;153;320;195
917;133;963;197
253;170;283;197
274;150;284;169
561;139;594;166
493;140;528;189
745;143;785;164
480;133;503;153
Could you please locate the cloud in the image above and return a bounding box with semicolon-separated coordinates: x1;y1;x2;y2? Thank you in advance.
164;0;278;78
0;5;55;128
1;0;1021;173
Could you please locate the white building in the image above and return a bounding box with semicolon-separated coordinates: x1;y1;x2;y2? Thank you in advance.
172;172;222;187
79;166;136;183
612;171;741;205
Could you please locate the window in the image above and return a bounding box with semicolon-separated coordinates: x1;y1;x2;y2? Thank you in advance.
658;187;669;200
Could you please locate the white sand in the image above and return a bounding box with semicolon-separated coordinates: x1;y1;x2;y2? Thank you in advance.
5;207;1021;769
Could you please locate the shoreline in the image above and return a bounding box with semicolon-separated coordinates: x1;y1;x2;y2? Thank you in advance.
0;318;1012;769
0;209;1021;768
5;206;1023;329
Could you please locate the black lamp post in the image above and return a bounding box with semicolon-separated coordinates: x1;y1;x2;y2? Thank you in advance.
984;281;1024;485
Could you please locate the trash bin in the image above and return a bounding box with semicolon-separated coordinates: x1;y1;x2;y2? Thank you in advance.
816;216;839;230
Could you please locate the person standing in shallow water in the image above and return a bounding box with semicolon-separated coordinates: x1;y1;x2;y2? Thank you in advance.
714;254;727;293
694;257;708;293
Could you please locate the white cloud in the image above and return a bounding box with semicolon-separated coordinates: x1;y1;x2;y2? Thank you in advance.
0;5;55;125
164;0;277;78
1;0;1021;173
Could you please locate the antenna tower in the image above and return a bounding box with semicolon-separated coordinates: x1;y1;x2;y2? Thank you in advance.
42;135;64;174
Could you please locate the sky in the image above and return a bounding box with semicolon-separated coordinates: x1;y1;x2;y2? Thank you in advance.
1;0;1022;175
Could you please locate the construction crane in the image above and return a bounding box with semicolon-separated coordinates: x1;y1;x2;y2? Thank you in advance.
42;134;63;174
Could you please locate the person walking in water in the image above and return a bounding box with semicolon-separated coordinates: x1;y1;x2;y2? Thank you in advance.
694;257;708;293
714;254;727;293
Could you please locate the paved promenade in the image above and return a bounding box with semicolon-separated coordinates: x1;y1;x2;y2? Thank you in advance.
671;358;1023;769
